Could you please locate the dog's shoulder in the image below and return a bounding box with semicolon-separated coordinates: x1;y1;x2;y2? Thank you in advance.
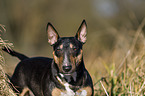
19;57;53;65
15;57;53;76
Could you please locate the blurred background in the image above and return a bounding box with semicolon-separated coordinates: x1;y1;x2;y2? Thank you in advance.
1;0;145;84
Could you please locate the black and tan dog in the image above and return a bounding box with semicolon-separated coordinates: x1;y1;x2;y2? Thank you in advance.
3;20;94;96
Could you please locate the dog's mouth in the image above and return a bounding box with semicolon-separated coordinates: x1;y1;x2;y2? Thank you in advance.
61;71;73;75
60;70;77;78
59;71;77;83
61;68;76;75
63;73;72;76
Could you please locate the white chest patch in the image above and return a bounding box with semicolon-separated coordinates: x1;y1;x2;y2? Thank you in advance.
61;83;75;96
76;90;87;96
60;83;87;96
57;74;87;96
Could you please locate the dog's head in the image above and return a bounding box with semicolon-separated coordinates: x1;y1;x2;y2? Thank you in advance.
47;20;87;75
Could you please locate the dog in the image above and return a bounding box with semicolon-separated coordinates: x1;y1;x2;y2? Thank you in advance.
3;20;94;96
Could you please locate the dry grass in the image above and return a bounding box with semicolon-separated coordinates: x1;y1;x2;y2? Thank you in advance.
1;18;145;95
0;24;16;96
93;18;145;95
1;21;145;96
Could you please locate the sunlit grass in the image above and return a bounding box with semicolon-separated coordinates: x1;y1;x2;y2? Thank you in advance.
93;18;145;96
1;18;145;95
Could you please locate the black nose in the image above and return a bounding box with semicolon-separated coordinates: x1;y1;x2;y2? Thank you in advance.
62;65;72;72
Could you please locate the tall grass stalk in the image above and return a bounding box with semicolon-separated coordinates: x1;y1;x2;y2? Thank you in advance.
100;81;109;96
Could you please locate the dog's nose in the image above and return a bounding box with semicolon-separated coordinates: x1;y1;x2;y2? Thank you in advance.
62;65;72;72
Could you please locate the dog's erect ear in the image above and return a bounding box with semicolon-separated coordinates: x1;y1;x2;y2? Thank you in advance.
75;20;87;44
47;23;59;45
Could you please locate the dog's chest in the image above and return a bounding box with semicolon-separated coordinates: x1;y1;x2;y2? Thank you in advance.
52;74;88;96
60;83;87;96
52;83;87;96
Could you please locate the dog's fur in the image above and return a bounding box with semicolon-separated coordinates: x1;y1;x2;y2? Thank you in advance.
3;20;94;96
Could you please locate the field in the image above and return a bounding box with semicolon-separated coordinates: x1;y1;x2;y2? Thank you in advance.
0;1;145;95
90;18;145;95
1;19;145;95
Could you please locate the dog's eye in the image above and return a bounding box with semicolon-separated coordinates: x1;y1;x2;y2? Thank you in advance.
73;47;77;51
56;49;61;52
55;49;62;56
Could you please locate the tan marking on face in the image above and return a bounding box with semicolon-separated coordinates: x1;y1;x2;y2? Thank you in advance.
69;50;83;72
69;43;73;48
75;50;83;64
60;44;63;49
53;51;59;64
53;51;63;72
52;88;63;96
53;49;83;73
76;86;92;96
70;55;76;72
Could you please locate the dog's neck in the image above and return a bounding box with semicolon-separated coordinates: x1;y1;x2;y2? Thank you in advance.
52;59;85;86
63;72;77;83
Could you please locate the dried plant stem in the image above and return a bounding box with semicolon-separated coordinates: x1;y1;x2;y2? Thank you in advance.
100;81;109;96
138;81;145;93
130;17;145;57
0;24;16;96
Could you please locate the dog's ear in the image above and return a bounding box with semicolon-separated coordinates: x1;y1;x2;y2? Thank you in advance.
47;23;59;45
75;20;87;44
